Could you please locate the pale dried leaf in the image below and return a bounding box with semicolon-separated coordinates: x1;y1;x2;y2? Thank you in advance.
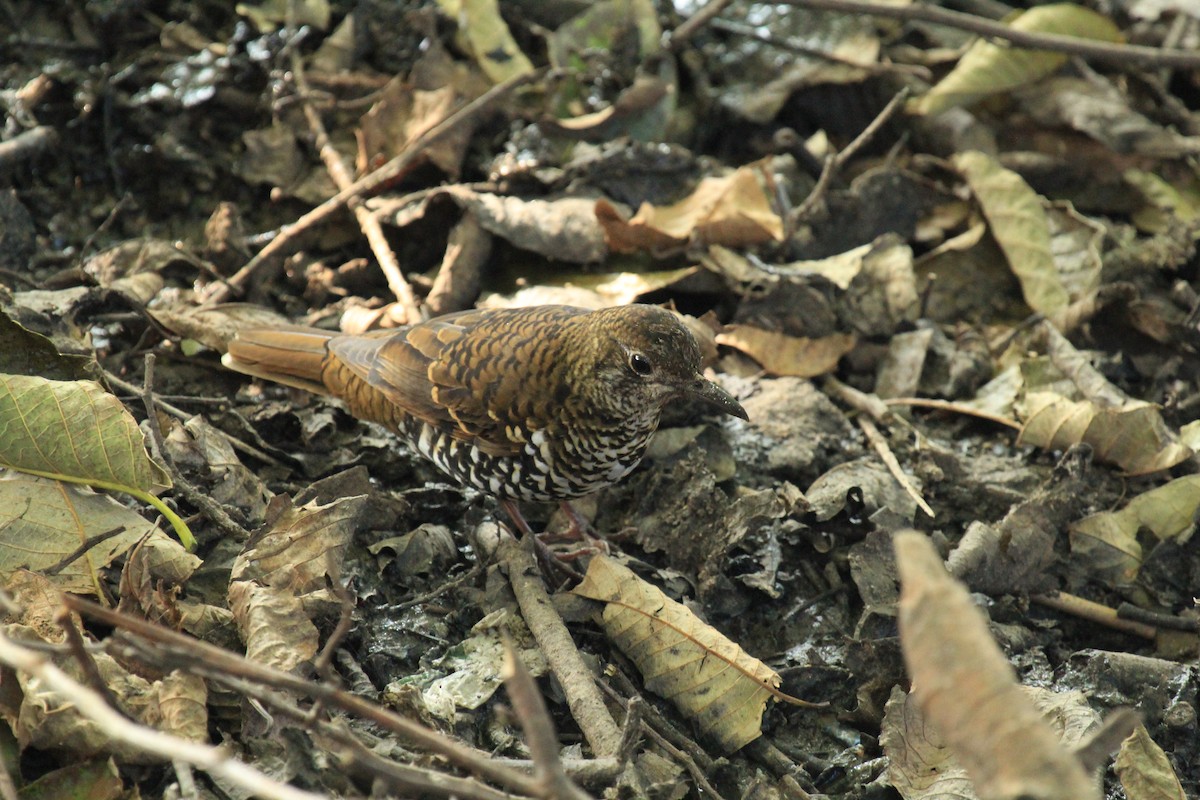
573;555;785;753
1115;725;1187;800
231;494;364;595
228;580;319;673
1070;475;1200;581
596;161;784;255
715;326;856;378
1017;392;1191;475
895;531;1099;799
954;150;1069;317
882;686;977;799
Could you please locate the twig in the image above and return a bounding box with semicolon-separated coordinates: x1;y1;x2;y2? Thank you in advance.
63;595;543;796
882;397;1022;430
334;734;524;800
822;376;893;425
665;0;737;51
0;631;327;800
290;50;421;322
709;18;930;79
1031;591;1157;640
203;69;543;305
501;635;594;800
141;354;251;541
304;579;356;725
857;416;935;518
0;125;57;170
501;537;621;757
597;677;725;800
778;0;1200;69
1116;602;1200;633
43;526;130;575
793;86;909;219
54;605;125;713
102;366;284;468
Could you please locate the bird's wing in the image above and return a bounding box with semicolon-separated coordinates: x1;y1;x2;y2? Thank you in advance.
327;306;583;456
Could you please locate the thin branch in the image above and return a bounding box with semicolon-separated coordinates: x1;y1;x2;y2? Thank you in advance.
501;537;621;758
778;0;1200;69
665;0;738;51
203;69;543;305
501;635;594;800
0;632;327;800
1031;591;1157;639
290;49;422;322
793;86;909;219
857;416;935;518
62;595;543;797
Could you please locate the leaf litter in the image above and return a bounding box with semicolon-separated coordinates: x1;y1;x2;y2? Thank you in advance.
0;1;1198;799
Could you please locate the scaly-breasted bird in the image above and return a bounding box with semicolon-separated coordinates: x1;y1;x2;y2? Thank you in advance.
223;304;747;537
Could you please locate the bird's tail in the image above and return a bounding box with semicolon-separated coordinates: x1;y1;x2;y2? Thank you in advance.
223;325;337;395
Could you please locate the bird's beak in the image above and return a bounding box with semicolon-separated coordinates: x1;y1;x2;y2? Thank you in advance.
688;374;748;420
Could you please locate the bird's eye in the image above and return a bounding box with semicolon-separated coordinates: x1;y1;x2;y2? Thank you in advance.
629;352;653;376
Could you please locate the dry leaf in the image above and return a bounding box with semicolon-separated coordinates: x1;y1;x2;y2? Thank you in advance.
1017;392;1191;475
715;325;856;377
954;150;1069;317
909;4;1122;116
573;555;796;752
894;531;1100;799
1069;474;1200;582
596;161;784;255
1115;725;1187;800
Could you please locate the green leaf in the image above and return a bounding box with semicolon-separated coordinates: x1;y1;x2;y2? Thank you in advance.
0;375;195;550
0;375;170;492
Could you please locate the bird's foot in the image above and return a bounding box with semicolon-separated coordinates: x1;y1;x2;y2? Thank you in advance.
499;498;584;581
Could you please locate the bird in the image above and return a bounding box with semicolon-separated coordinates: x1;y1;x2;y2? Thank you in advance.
222;304;747;543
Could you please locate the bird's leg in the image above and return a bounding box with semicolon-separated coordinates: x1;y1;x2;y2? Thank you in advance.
499;498;583;581
555;501;610;556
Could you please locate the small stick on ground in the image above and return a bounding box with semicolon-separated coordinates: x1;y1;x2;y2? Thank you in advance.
857;416;935;519
501;537;622;758
290;50;422;323
203;70;541;305
1032;591;1157;640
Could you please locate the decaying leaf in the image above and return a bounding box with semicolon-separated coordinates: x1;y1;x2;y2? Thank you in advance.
573;555;798;752
909;3;1122;115
1115;724;1187;800
894;531;1101;799
715;325;856;377
0;477;182;597
596;161;784;255
954;151;1069;318
1017;392;1191;475
6;620;208;763
228;492;365;672
1069;474;1200;582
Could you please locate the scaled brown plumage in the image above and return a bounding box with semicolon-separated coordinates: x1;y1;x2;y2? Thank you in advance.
223;304;747;506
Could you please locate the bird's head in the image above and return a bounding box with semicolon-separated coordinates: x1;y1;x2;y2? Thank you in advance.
577;305;748;421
